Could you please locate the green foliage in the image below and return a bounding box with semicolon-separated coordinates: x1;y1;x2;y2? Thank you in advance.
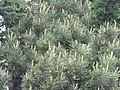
21;21;120;90
0;68;9;90
0;0;26;28
0;0;120;90
90;0;120;27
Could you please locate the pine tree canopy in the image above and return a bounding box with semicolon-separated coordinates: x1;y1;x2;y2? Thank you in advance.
0;0;120;90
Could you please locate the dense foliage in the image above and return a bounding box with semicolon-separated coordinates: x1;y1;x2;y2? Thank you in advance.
0;0;120;90
90;0;120;27
0;0;26;28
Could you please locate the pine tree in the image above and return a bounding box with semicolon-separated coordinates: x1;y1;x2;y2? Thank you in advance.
0;0;120;90
90;0;120;27
0;0;26;28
